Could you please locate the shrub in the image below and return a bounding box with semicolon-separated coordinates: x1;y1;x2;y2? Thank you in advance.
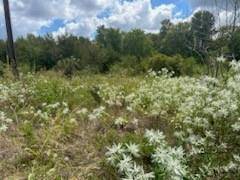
110;55;143;75
99;49;121;73
142;53;199;76
55;57;81;77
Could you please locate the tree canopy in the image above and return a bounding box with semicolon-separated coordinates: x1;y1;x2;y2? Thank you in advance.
1;10;240;75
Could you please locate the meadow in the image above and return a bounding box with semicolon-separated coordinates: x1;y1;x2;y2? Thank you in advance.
0;60;240;180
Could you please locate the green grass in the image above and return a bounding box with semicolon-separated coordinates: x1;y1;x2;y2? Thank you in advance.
0;71;145;179
1;67;240;179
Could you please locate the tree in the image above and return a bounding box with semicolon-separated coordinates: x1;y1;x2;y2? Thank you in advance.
150;19;173;52
211;26;231;57
96;26;122;53
57;34;100;69
16;34;44;71
95;26;124;71
160;19;173;38
16;34;58;71
229;29;240;59
123;29;153;60
191;11;216;74
57;34;80;59
87;43;107;72
159;22;193;57
40;34;59;69
191;10;215;52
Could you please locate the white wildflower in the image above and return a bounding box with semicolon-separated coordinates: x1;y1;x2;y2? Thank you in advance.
232;122;240;132
106;143;124;157
115;117;128;126
145;129;166;146
63;107;69;114
88;106;105;121
118;155;133;173
126;143;140;157
76;108;88;115
216;55;226;63
0;124;8;132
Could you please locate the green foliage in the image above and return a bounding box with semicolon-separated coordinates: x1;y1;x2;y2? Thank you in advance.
229;29;240;59
0;10;239;76
159;22;193;57
57;34;92;60
20;121;37;146
191;10;215;51
142;53;199;76
99;48;121;73
123;29;153;59
16;34;58;71
2;9;240;179
96;25;122;53
159;19;173;38
56;57;81;77
110;55;143;75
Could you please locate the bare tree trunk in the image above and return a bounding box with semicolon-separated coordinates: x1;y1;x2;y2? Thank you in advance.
3;0;19;79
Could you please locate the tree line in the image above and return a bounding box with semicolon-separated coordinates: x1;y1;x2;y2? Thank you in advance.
0;10;240;76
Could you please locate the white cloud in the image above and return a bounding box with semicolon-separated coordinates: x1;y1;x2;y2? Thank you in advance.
103;0;175;33
1;0;115;38
52;0;178;37
52;17;101;38
70;0;113;14
3;0;227;39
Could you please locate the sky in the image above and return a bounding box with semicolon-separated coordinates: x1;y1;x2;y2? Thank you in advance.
0;0;236;39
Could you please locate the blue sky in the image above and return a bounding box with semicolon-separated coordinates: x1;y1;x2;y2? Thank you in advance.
38;19;66;35
152;0;191;14
0;0;205;38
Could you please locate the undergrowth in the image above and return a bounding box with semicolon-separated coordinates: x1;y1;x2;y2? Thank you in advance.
0;62;240;179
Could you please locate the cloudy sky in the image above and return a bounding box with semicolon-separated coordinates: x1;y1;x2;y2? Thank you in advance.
0;0;235;39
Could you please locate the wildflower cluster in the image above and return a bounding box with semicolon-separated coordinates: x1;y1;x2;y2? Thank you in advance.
106;130;187;180
0;111;13;132
97;84;126;107
126;71;194;118
1;61;240;179
106;143;154;180
105;63;240;179
115;117;128;127
88;106;106;121
0;79;34;133
173;65;240;178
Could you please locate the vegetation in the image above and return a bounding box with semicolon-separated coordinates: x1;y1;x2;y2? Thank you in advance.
2;10;240;76
0;60;240;179
1;9;240;179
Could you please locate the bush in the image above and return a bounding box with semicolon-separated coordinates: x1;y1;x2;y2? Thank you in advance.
98;49;121;73
110;55;143;75
142;53;199;76
55;57;81;77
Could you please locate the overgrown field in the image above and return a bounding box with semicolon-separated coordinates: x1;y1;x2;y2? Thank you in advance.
1;63;240;179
